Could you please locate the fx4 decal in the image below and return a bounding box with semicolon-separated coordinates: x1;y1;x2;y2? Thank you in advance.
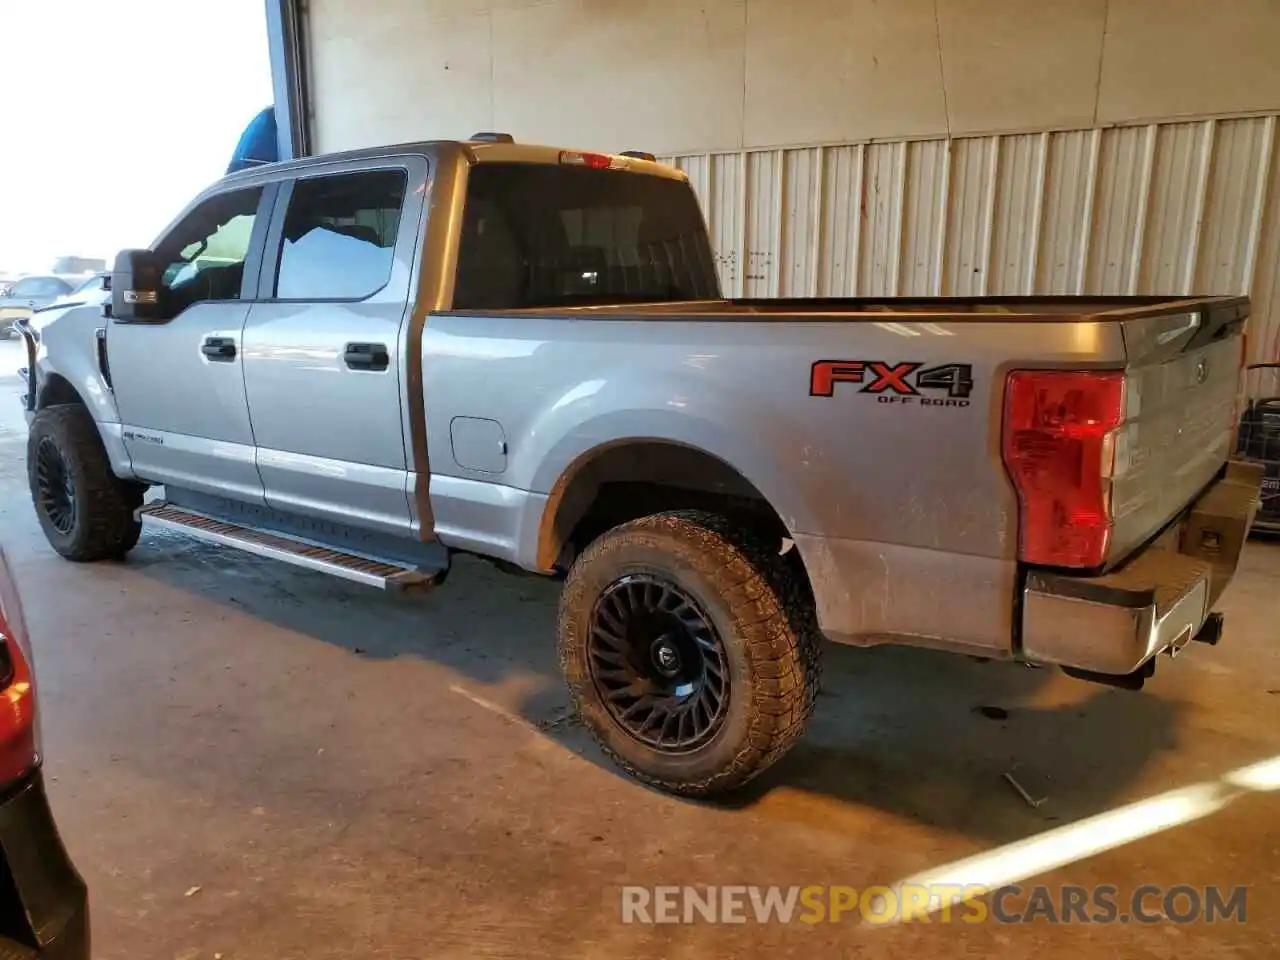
810;360;975;407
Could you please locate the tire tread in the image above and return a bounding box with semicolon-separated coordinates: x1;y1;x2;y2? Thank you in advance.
28;405;143;562
559;509;821;797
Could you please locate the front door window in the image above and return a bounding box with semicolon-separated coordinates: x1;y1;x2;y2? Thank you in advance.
154;187;264;314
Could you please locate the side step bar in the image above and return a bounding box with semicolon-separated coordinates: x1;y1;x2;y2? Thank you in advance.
136;502;443;593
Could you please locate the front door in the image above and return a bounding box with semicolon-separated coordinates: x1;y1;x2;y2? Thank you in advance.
109;184;273;503
241;162;425;536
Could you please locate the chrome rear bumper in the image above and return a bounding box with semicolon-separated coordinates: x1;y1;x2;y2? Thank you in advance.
1021;460;1263;676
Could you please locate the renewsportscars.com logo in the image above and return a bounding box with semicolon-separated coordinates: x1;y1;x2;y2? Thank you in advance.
619;884;1249;926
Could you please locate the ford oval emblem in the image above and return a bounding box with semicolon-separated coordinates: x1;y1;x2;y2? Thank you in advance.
1195;358;1209;384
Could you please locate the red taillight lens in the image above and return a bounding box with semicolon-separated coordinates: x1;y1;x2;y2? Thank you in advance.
1002;370;1126;568
0;553;37;785
559;150;624;170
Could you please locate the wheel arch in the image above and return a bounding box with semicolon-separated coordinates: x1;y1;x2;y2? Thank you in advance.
35;372;86;409
535;437;811;581
31;337;132;478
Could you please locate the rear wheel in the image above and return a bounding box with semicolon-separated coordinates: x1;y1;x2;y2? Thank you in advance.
558;510;821;797
28;405;144;561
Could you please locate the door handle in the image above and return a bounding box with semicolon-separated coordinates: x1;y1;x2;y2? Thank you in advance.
344;342;389;371
201;336;236;361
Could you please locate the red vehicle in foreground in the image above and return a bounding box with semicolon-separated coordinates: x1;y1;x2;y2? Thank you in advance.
0;549;88;959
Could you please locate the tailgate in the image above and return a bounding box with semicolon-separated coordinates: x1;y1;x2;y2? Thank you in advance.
1108;301;1247;565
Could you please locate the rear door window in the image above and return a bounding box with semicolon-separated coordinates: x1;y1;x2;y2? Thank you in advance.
454;163;719;310
273;170;407;300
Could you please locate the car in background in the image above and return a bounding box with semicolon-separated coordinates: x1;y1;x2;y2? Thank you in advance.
0;276;75;339
15;275;110;403
22;275;108;335
0;547;89;958
37;273;108;320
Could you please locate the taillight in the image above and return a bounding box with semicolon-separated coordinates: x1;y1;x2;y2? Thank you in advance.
1002;370;1126;568
559;151;627;170
0;552;37;785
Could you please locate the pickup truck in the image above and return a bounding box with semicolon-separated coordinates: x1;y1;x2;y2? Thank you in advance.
20;135;1263;797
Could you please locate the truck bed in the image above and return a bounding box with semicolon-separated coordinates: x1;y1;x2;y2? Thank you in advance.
431;292;1247;582
462;294;1249;323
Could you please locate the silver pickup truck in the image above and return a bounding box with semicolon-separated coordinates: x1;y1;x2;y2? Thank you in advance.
20;136;1263;797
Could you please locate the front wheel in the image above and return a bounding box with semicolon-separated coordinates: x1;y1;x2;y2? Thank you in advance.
28;405;144;561
558;510;822;797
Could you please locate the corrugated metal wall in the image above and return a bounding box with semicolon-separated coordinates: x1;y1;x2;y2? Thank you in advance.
664;115;1280;368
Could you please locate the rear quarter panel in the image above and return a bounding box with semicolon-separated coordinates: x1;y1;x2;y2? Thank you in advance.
423;313;1126;653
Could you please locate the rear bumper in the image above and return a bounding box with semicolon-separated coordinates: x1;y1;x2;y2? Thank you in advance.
0;772;89;960
1021;459;1263;675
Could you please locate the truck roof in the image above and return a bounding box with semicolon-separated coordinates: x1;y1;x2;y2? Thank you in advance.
219;138;687;186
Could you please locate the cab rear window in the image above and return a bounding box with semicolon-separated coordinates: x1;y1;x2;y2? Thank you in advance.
453;163;719;310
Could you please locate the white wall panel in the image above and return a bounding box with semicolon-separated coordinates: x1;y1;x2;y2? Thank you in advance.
858;143;908;298
742;151;780;299
664;115;1280;371
306;0;1280;156
1036;129;1098;295
1140;121;1214;295
815;145;864;298
900;140;949;296
1248;121;1280;365
1195;119;1275;295
943;137;999;297
1097;0;1280;124
937;0;1107;134
1085;124;1154;295
988;132;1047;296
779;148;821;298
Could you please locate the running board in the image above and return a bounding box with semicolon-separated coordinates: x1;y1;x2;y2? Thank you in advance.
136;502;443;593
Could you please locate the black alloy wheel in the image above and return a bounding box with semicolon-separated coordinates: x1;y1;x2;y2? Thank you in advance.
587;574;729;752
27;404;145;561
34;436;77;535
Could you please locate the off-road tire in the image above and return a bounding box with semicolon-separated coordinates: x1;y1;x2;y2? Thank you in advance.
558;510;822;797
28;405;144;562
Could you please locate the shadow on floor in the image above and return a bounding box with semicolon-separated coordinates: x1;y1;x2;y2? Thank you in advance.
122;528;1187;846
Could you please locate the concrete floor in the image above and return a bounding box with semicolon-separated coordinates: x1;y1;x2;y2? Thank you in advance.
0;340;1277;959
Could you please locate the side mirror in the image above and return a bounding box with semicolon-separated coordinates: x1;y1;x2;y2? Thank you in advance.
109;248;164;322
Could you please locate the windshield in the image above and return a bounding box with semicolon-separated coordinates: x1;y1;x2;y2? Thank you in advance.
8;276;73;298
453;163;719;310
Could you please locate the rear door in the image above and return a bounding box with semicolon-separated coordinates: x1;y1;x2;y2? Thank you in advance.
241;159;426;536
109;184;274;502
